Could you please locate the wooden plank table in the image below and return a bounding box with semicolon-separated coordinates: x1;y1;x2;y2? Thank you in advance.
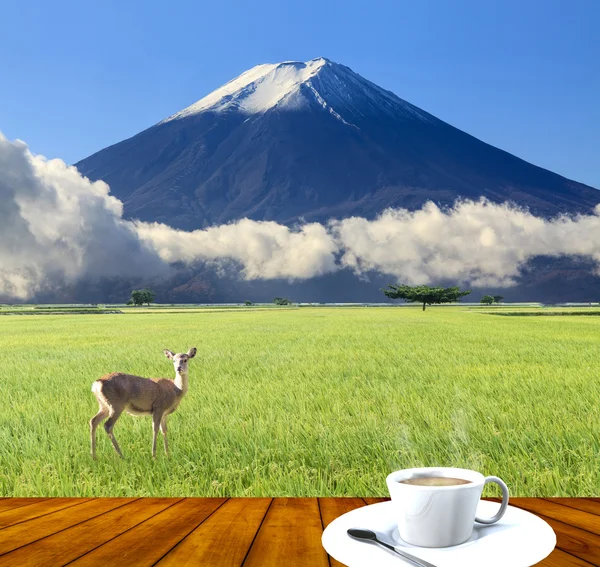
0;497;598;566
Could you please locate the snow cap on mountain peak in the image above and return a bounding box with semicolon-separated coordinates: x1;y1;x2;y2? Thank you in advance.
162;58;335;121
161;57;432;125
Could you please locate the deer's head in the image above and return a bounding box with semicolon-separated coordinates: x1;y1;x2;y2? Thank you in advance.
164;348;197;374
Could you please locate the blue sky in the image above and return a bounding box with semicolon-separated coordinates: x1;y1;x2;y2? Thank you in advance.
1;0;598;187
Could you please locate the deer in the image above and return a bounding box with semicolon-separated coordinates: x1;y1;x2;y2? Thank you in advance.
90;347;196;459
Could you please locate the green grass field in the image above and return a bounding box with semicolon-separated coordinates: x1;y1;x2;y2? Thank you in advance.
0;307;598;498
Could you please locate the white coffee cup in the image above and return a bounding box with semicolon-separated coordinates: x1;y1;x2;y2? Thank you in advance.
386;467;509;547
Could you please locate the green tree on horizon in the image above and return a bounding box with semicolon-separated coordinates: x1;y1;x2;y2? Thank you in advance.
381;284;471;311
130;289;155;307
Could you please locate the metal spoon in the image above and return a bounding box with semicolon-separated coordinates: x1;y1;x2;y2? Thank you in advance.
347;528;438;567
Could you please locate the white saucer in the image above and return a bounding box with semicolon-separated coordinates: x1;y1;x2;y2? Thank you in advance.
322;500;556;567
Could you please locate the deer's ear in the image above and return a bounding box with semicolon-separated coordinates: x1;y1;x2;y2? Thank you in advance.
187;347;197;358
164;349;175;360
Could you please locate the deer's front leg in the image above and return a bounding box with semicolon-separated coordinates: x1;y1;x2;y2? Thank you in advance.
160;416;169;456
152;412;162;458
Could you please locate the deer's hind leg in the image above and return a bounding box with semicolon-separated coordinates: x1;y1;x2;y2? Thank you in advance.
104;405;125;459
90;403;109;460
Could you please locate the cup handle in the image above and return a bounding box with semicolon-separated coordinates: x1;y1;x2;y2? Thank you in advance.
475;476;510;524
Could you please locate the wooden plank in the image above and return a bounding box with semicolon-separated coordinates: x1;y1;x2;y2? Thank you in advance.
70;498;228;567
544;499;600;517
242;498;329;567
534;513;600;565
0;498;178;566
508;498;600;537
0;498;92;530
0;498;135;557
320;498;368;528
155;498;270;567
0;499;47;514
361;497;389;505
320;498;368;567
536;548;596;567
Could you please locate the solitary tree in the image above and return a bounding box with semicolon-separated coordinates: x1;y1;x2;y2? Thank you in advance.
244;300;253;306
381;284;471;311
273;297;291;306
493;295;504;304
480;295;494;305
130;289;155;307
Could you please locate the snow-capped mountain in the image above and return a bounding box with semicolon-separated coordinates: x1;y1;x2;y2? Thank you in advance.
76;57;599;232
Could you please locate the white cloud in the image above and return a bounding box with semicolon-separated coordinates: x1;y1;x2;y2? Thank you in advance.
0;133;167;299
136;219;338;280
330;199;600;287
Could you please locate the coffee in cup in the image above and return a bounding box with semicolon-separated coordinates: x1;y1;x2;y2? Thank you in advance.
386;467;509;547
399;476;472;486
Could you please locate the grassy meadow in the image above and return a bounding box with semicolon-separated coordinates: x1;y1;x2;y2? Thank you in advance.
0;306;599;498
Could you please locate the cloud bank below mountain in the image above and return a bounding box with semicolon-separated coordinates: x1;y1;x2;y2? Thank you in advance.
2;133;600;300
331;200;600;288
